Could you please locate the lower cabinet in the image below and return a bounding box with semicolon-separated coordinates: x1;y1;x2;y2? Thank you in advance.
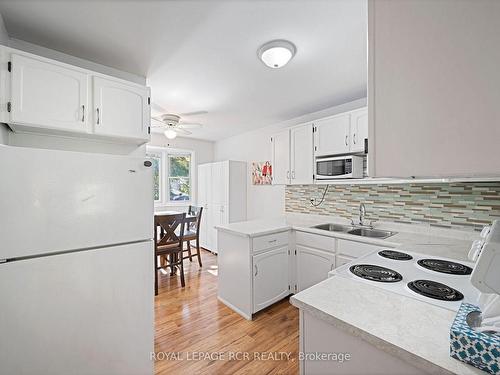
297;246;335;292
253;246;290;313
335;254;355;268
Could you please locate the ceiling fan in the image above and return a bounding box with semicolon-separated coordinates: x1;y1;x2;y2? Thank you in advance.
151;104;206;139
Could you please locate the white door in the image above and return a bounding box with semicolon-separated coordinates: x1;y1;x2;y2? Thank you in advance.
297;246;335;292
0;242;153;375
314;113;351;156
93;76;149;140
290;123;314;185
350;108;368;153
197;164;212;250
271;130;290;185
0;145;153;260
211;161;227;206
253;246;290;313
10;54;89;132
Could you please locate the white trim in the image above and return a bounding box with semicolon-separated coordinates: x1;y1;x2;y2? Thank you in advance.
146;145;195;207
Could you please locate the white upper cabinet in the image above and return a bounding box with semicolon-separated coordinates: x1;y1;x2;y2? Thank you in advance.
10;54;89;133
4;46;150;144
314;113;351;157
272;123;313;185
349;108;368;153
271;129;290;185
93;76;150;141
290;123;314;185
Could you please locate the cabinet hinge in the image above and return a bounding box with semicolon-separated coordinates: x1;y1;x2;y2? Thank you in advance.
294;249;297;255
7;61;11;72
288;285;291;291
270;137;273;143
7;102;11;112
148;97;151;105
314;146;317;151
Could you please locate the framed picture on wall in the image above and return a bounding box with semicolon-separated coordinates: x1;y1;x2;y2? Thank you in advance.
252;161;272;185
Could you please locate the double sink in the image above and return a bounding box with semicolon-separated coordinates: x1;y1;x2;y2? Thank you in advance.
312;223;396;239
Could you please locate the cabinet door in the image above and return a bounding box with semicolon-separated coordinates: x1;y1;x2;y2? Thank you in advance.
253;246;290;313
271;130;290;185
297;246;335;292
290;123;314;185
211;162;227;206
314;113;350;156
93;76;149;140
10;54;88;132
197;164;211;250
350;108;368;153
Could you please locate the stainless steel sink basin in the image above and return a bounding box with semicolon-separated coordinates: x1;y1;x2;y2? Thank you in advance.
312;223;355;233
347;228;396;239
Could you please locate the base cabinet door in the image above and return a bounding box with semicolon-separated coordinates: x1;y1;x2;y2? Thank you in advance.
253;246;290;313
10;53;89;133
297;246;335;292
93;76;149;140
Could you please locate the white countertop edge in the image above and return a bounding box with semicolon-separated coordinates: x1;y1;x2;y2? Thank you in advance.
215;225;292;238
289;296;455;375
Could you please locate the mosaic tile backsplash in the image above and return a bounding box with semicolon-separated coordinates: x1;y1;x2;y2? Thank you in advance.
285;182;500;232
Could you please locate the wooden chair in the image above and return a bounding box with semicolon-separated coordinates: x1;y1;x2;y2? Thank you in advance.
182;205;203;267
154;213;186;295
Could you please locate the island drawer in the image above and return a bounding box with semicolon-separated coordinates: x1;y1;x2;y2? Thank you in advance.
252;231;289;253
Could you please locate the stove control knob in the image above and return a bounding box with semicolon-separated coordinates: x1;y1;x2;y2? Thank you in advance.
468;240;484;262
480;225;491;239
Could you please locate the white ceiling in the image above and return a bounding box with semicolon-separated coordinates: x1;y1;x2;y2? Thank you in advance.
0;0;367;141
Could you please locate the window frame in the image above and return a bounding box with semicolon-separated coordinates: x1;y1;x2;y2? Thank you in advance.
146;146;195;207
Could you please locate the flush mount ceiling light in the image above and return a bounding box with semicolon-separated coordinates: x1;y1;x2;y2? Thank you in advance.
258;40;296;69
164;128;177;139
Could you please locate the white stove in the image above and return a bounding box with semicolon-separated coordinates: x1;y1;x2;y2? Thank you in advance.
331;249;481;311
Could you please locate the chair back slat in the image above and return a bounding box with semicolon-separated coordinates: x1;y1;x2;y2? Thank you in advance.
154;213;186;248
188;205;204;232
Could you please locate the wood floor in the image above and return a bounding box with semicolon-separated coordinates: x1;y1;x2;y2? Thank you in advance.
154;250;299;375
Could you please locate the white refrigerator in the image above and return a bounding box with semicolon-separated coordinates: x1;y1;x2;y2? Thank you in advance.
0;144;154;375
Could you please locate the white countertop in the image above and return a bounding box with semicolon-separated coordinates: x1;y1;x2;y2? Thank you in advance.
290;276;484;375
217;213;483;374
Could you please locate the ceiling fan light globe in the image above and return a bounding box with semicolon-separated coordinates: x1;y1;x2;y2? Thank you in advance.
164;129;177;139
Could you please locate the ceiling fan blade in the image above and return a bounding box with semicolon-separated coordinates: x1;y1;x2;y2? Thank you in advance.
151;117;166;127
179;110;208;117
151;102;168;113
178;122;203;129
175;128;192;135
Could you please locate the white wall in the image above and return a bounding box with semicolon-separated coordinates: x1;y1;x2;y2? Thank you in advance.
214;98;366;220
148;133;214;211
368;0;500;178
7;38;145;85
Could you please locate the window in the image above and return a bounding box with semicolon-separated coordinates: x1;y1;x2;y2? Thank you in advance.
146;147;193;205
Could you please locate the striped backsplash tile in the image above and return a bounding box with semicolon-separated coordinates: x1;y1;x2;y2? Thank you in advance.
285;182;500;232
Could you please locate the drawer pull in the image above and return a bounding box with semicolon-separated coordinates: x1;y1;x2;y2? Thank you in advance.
268;239;277;244
254;265;258;276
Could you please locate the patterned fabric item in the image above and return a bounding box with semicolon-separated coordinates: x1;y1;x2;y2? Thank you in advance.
450;303;500;374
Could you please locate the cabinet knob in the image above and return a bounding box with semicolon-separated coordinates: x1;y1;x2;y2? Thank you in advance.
144;160;152;167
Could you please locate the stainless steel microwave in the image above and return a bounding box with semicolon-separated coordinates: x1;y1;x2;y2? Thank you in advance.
315;155;364;180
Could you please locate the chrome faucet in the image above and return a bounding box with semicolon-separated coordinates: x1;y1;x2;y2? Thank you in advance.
359;203;366;226
351;202;373;228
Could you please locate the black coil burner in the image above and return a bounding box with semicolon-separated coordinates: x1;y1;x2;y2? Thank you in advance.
407;280;464;301
350;264;403;283
417;259;472;275
378;250;413;261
